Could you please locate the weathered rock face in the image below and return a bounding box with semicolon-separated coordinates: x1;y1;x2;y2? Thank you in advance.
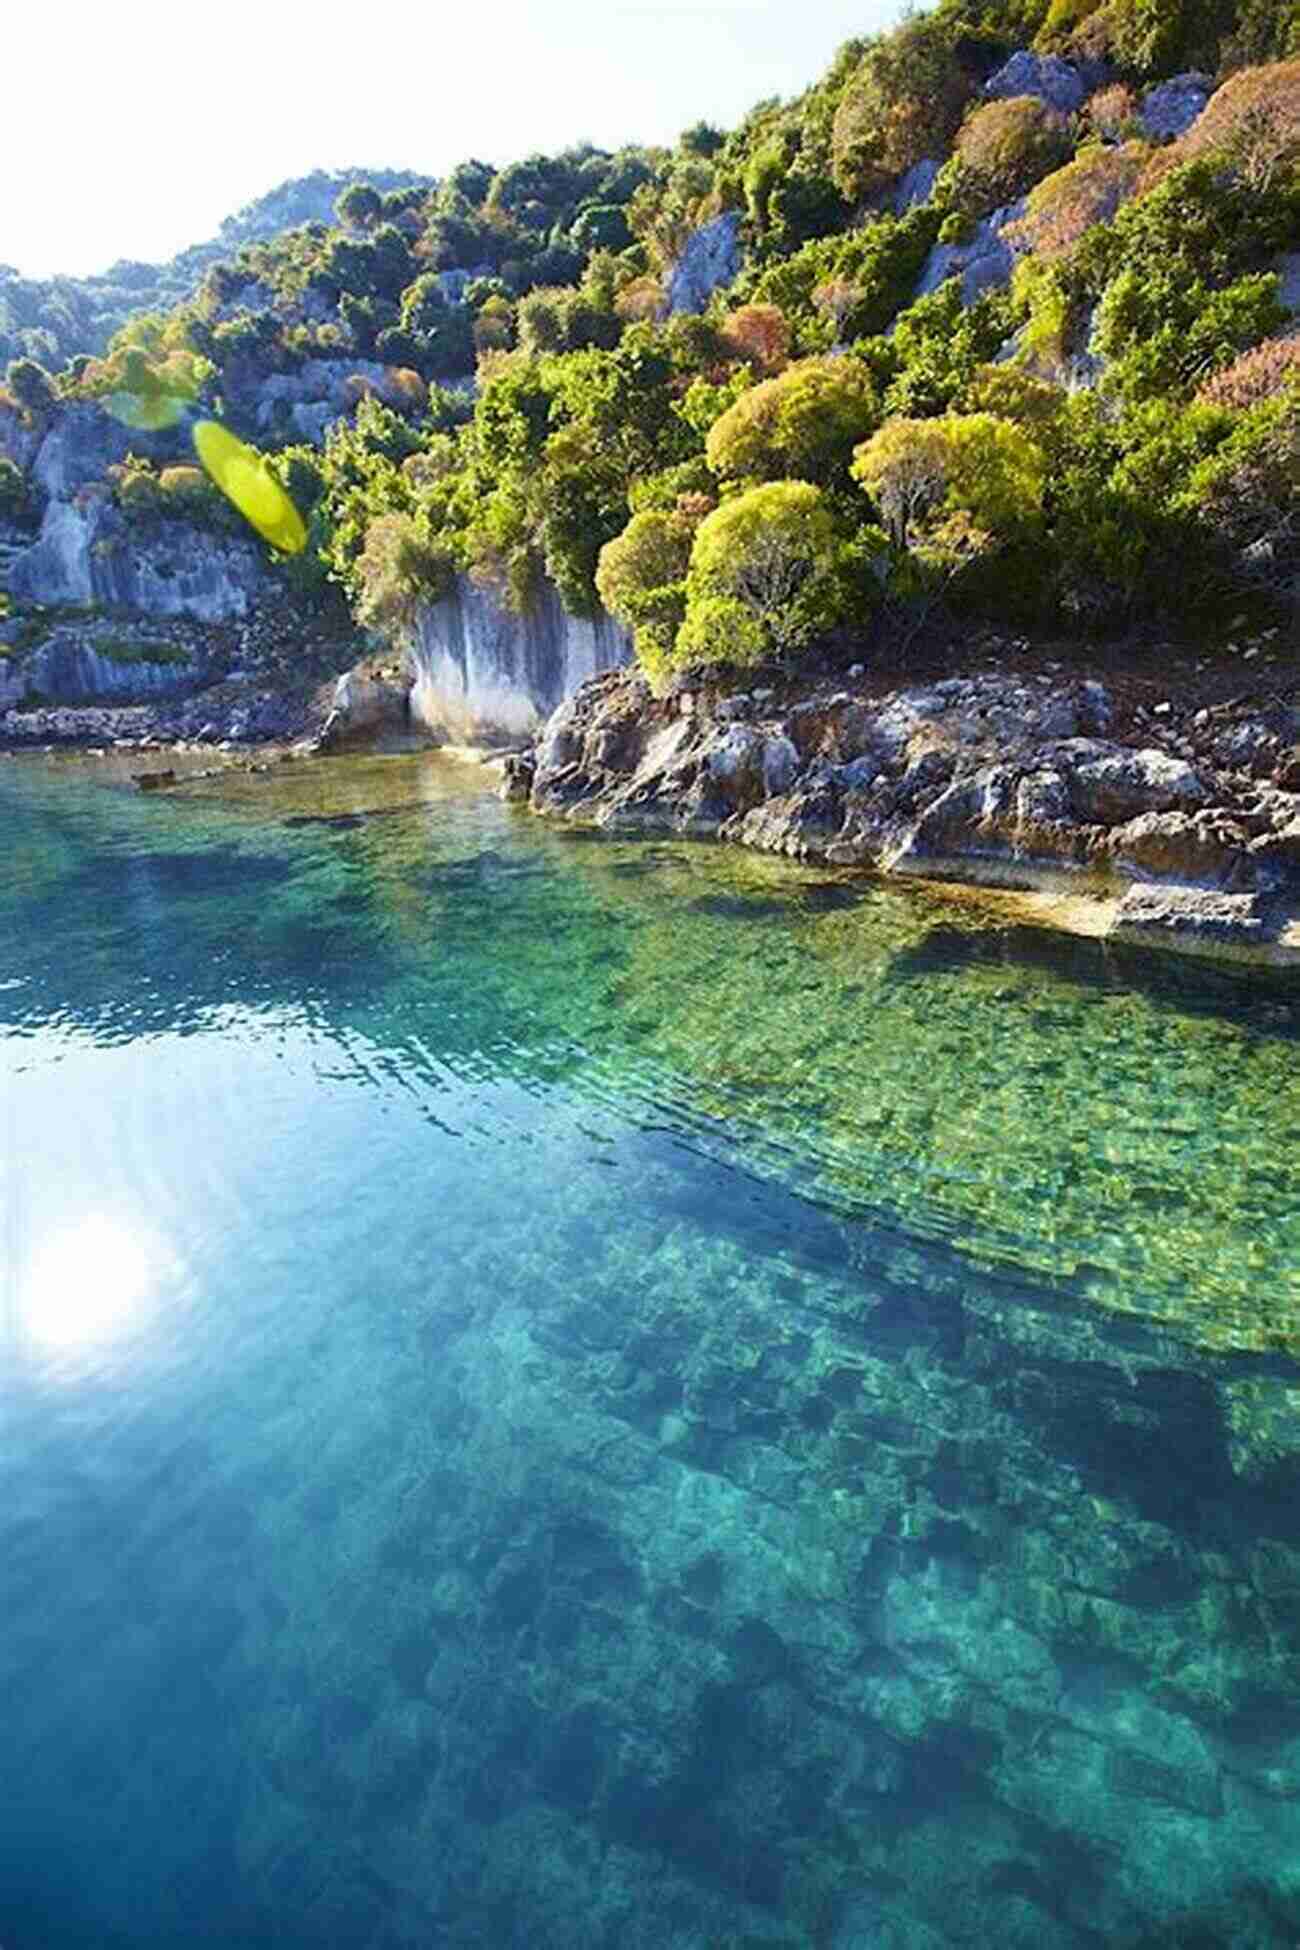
521;667;1300;961
1140;72;1212;140
408;575;631;743
247;357;448;446
983;49;1091;114
892;157;941;212
664;213;742;316
31;401;179;500
0;629;201;710
914;199;1027;306
9;493;271;620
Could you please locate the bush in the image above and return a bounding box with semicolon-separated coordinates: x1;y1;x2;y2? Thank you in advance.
354;512;454;637
942;96;1075;216
1003;143;1147;260
595;507;696;676
678;480;847;672
705;356;879;485
1093;265;1286;401
1143;58;1300;194
719;304;791;376
0;455;35;527
5;357;57;421
1196;336;1300;406
852;411;1047;549
831;14;978;200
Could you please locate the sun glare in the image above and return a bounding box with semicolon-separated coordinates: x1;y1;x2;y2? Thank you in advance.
20;1216;173;1350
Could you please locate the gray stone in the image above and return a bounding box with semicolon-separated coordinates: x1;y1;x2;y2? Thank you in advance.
983;51;1088;115
1066;748;1208;825
893;158;941;212
9;494;270;621
665;213;742;316
1109;885;1274;950
913;200;1026;307
409;574;631;744
1139;74;1212;142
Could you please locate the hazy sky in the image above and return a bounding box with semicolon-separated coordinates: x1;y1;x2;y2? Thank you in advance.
4;2;902;279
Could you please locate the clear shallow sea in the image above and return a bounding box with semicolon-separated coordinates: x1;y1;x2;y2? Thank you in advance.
2;749;1298;1950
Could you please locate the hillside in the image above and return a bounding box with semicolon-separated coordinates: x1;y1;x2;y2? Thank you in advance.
1;0;1297;681
0;167;433;372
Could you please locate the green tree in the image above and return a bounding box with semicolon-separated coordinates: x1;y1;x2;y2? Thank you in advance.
679;479;848;670
595;507;696;676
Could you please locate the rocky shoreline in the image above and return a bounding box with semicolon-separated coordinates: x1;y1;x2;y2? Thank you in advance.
502;660;1300;968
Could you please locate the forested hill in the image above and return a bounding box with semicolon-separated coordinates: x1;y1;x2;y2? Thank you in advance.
0;168;433;372
1;0;1297;666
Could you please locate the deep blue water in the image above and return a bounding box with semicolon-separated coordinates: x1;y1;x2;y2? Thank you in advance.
2;750;1299;1950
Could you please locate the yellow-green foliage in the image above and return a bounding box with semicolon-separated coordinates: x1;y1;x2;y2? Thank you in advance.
595;507;696;680
831;14;975;200
705;357;879;485
354;512;454;637
677;480;845;672
852;412;1047;551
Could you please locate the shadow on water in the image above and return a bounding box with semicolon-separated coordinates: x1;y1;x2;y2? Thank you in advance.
886;919;1300;1034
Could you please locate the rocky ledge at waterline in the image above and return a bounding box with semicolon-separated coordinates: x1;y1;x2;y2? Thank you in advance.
504;665;1300;967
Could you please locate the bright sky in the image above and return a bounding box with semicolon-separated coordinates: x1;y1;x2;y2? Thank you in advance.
3;1;902;279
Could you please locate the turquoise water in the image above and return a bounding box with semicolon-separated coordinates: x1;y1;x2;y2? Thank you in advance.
2;749;1299;1950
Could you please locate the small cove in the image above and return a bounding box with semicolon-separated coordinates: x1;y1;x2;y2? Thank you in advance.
2;748;1299;1949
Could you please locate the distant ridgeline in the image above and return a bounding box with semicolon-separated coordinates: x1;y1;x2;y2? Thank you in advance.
1;0;1297;678
0;169;434;372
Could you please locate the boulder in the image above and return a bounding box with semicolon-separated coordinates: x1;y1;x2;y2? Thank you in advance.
1064;747;1208;825
1139;74;1212;141
665;213;742;317
317;667;410;748
983;51;1089;115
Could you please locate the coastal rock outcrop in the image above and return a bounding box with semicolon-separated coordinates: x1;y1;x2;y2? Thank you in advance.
9;491;271;620
408;575;631;743
519;667;1300;962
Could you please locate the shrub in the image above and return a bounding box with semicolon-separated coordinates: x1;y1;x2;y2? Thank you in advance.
5;358;57;421
943;96;1075;216
1085;83;1141;143
705;356;879;485
719;304;791;377
852;412;1047;549
1141;59;1300;199
336;182;384;231
1185;388;1299;603
678;480;847;671
0;455;35;527
595;507;697;676
1003;143;1147;260
1093;265;1286;401
831;14;977;200
1196;336;1300;407
354;512;454;637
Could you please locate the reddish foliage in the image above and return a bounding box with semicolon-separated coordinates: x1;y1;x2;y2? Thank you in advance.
720;304;791;377
1143;59;1300;193
1004;142;1146;260
1196;336;1300;408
